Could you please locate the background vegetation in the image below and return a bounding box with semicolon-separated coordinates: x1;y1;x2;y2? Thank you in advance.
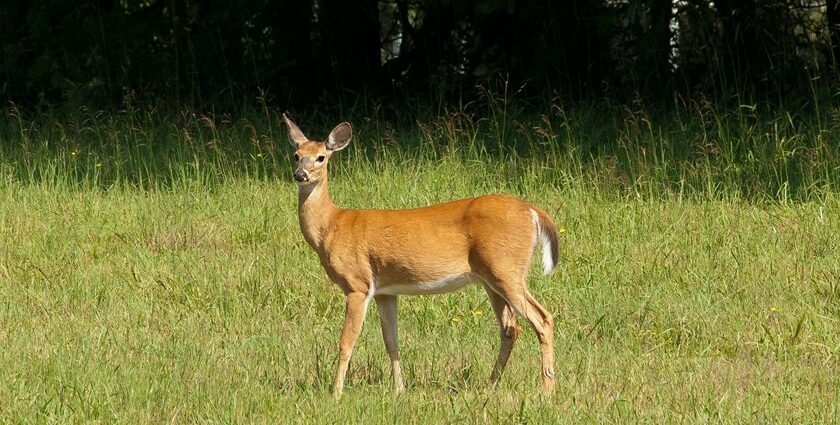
4;0;840;106
2;0;840;422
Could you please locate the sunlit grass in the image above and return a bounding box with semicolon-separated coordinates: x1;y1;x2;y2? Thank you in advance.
1;100;839;422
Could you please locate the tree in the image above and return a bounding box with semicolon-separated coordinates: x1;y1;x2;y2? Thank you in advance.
319;0;382;92
828;0;840;68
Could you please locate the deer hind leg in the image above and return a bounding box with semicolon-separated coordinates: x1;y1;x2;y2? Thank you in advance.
484;277;555;394
483;284;522;385
522;290;556;394
374;294;405;394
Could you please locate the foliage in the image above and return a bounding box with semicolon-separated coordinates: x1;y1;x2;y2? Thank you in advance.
2;91;838;199
3;0;839;107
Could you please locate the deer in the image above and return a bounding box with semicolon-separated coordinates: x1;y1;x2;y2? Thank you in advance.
283;114;560;398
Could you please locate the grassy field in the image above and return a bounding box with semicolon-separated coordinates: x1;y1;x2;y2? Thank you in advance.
1;100;839;422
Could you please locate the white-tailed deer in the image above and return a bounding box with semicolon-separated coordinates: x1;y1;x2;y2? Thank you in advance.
283;114;560;398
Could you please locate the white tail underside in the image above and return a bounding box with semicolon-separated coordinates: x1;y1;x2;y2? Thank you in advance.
530;209;555;275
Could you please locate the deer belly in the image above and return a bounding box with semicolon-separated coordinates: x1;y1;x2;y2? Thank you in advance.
376;273;481;296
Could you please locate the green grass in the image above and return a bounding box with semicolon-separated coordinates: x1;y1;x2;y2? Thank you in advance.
1;100;840;422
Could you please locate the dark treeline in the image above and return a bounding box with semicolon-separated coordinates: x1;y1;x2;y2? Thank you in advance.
3;0;840;108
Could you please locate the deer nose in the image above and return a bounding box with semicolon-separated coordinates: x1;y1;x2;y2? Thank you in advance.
294;170;308;182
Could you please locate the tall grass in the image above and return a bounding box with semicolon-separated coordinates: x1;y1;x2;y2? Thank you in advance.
2;92;839;199
1;96;839;422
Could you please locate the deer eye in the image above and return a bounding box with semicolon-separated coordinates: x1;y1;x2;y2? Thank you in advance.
316;155;325;163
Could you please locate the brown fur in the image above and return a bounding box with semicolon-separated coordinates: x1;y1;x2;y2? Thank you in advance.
283;114;560;398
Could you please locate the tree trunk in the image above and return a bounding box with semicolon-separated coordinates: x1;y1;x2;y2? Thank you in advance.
715;0;765;90
320;0;381;91
828;0;840;68
646;0;673;91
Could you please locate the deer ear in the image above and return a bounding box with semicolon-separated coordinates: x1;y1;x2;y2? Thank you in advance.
282;113;308;147
326;122;352;152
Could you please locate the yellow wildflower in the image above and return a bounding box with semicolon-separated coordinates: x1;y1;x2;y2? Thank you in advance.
451;316;461;323
473;308;483;317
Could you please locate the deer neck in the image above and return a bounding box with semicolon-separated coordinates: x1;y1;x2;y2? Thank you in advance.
297;176;339;250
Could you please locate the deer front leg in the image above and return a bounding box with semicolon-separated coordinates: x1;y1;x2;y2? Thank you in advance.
333;291;372;398
375;295;405;394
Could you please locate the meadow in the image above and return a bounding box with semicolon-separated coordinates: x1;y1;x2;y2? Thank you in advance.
1;97;839;423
